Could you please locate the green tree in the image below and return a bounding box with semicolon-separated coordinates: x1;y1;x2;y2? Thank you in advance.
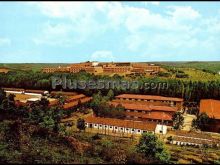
106;89;114;100
76;118;86;132
192;112;210;131
1;94;16;113
39;97;49;108
136;132;170;163
172;112;184;130
0;88;6;104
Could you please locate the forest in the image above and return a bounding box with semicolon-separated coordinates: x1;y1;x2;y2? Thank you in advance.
0;70;220;103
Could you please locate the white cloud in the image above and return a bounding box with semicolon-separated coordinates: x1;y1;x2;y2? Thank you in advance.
0;38;11;46
29;1;220;61
166;6;200;21
31;2;110;46
33;23;74;46
90;50;115;62
142;1;160;6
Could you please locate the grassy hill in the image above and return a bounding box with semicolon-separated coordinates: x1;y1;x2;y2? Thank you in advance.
155;61;220;74
0;63;69;72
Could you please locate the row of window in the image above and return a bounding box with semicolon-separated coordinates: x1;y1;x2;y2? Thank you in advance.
87;123;147;133
118;98;176;104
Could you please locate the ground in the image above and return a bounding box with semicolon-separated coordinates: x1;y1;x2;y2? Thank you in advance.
166;143;220;164
182;114;197;131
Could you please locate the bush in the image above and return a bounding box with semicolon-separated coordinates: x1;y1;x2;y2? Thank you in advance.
158;72;171;77
92;133;102;140
176;73;189;78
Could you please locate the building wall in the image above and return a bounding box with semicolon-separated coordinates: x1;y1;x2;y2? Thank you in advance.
85;122;154;135
116;97;183;109
42;62;160;75
0;68;9;73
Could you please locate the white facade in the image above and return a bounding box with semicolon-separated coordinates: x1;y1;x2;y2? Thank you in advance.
85;122;154;135
155;124;167;135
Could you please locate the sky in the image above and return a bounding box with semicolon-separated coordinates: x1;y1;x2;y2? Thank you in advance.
0;1;220;63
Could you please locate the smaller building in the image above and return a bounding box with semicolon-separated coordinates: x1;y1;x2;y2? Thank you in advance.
0;67;9;73
168;130;220;147
155;124;168;135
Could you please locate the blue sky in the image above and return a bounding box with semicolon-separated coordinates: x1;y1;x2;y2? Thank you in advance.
0;1;220;63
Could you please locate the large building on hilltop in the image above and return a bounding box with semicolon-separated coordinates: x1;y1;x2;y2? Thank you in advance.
42;61;161;75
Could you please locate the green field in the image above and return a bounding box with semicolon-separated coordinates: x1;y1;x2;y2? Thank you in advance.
155;61;220;74
152;61;220;81
0;63;69;72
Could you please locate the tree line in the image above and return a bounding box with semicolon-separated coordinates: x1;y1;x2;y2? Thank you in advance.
0;70;220;103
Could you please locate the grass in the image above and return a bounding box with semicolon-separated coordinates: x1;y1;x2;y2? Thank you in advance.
166;144;220;164
156;61;220;74
0;63;69;72
177;68;220;81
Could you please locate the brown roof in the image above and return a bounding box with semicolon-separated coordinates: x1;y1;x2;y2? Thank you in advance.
110;101;178;112
200;99;220;120
116;94;183;102
126;111;173;121
50;91;78;96
49;99;59;106
63;97;92;109
3;88;25;92
85;116;157;131
66;94;86;103
143;112;173;121
112;99;171;106
25;89;46;94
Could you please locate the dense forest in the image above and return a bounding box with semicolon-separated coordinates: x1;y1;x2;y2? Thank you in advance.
0;70;220;103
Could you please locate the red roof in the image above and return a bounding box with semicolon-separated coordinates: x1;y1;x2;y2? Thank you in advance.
116;94;183;102
110;101;178;112
143;112;173;121
63;97;92;109
126;111;173;121
85;116;157;131
66;94;86;103
50;91;78;96
25;89;46;94
3;88;24;92
200;99;220;120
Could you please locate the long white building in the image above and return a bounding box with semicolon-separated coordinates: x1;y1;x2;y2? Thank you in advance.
84;116;158;136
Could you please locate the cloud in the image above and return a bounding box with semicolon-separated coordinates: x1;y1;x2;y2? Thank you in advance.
90;50;115;62
142;1;160;6
28;2;220;61
30;2;110;46
0;38;11;46
33;22;75;46
166;6;200;21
